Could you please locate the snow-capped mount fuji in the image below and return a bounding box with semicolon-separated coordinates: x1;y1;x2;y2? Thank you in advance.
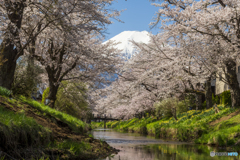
104;31;151;59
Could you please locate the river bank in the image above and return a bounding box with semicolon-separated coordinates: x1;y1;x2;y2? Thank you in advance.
0;93;116;160
92;105;240;152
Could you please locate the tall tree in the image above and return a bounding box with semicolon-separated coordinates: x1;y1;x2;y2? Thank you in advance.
95;33;207;119
0;0;121;90
150;0;240;107
37;34;120;108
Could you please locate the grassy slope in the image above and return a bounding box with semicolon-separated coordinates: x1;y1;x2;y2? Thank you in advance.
0;95;116;160
93;105;240;149
19;96;88;133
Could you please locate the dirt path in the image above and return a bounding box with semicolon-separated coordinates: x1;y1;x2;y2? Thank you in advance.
209;109;240;126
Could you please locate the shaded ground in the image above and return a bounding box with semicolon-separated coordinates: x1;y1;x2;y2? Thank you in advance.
0;96;118;159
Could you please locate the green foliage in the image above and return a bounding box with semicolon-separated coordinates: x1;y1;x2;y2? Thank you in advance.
50;140;91;155
92;104;240;147
117;118;140;131
129;117;157;134
212;94;220;104
219;90;231;106
88;133;93;138
91;121;104;129
19;96;89;133
103;105;239;146
0;95;103;159
55;81;89;119
42;87;50;104
155;98;175;119
110;121;120;128
185;93;197;109
42;81;89;119
176;99;190;114
0;86;11;97
196;113;240;146
203;94;221;108
12;56;44;97
155;98;189;119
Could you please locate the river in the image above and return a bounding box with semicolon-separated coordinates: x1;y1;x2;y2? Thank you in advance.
91;128;240;160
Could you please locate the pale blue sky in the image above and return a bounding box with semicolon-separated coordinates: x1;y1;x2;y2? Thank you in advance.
104;0;160;41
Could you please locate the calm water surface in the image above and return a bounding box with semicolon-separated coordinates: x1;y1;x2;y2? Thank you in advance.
92;128;240;160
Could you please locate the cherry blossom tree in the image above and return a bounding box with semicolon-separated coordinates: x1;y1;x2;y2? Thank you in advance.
34;32;121;108
150;0;240;107
0;0;121;90
93;0;240;119
96;0;240;119
96;27;224;118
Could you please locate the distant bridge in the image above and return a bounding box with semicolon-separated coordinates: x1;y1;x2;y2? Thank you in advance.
92;114;120;128
92;114;119;121
93;117;119;121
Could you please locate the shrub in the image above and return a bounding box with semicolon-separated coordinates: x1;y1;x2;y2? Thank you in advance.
212;94;220;105
42;81;89;119
42;87;50;104
11;56;44;97
176;99;190;114
203;94;220;109
155;98;174;119
155;97;196;119
0;86;11;97
220;90;231;106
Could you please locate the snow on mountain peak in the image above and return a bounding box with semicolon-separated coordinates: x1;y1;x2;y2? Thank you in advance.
104;31;151;59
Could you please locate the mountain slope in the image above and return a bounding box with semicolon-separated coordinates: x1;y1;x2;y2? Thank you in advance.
104;31;151;59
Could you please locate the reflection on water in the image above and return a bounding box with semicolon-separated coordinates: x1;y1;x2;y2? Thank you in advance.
92;128;240;160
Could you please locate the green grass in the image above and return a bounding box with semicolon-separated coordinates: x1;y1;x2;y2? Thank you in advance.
19;96;88;133
128;117;158;134
118;118;140;131
91;121;120;129
148;106;237;141
0;105;52;156
92;116;158;134
195;113;240;146
0;105;49;130
91;121;104;128
146;117;171;135
49;140;92;155
93;105;240;147
110;121;120;128
0;95;114;159
0;86;11;97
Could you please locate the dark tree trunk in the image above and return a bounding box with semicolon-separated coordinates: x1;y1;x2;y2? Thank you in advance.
46;63;60;108
0;39;17;90
195;94;202;110
224;60;240;108
205;77;212;109
0;1;25;89
172;106;178;120
47;82;60;108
